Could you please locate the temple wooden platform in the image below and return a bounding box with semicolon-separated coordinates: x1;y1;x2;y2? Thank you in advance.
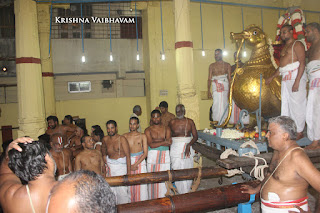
216;149;320;173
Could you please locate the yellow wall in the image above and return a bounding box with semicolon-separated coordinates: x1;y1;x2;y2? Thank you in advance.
55;97;148;135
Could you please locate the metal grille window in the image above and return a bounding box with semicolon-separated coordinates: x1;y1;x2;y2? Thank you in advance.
51;2;142;39
68;81;91;93
0;4;14;38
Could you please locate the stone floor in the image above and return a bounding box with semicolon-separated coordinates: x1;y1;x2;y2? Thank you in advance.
197;157;319;213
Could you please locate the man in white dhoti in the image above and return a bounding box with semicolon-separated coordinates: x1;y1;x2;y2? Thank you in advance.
169;104;198;194
305;22;320;150
266;24;307;140
241;116;320;213
123;117;149;202
208;49;231;123
102;120;131;204
145;110;171;199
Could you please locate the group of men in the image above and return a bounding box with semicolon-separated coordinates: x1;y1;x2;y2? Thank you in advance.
208;22;320;150
101;102;198;204
266;22;320;150
37;101;198;205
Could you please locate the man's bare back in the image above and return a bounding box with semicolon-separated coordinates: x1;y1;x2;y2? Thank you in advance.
51;149;72;177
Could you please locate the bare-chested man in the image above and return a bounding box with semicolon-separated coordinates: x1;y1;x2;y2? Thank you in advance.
0;138;56;213
241;116;320;212
305;22;320;150
208;49;231;123
63;115;77;139
145;109;171;199
169;104;198;194
75;136;105;176
266;24;307;140
123;117;148;202
102;120;131;204
46;116;76;147
159;101;175;127
68;126;84;158
49;133;72;181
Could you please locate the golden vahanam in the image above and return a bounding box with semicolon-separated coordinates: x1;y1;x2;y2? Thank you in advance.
218;25;281;127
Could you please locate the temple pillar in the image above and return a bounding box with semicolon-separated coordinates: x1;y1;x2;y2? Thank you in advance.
174;0;200;127
15;0;46;138
37;3;56;117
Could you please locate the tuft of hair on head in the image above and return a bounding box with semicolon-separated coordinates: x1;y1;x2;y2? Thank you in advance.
129;116;140;124
106;120;117;128
64;115;73;123
307;22;320;32
133;105;141;113
159;101;168;108
281;24;293;31
47;115;58;123
92;129;104;141
8;141;50;184
268;116;297;140
151;109;161;116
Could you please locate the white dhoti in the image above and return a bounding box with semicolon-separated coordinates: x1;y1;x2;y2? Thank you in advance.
306;60;320;141
280;61;307;132
147;147;170;199
106;156;130;204
170;137;195;194
130;151;148;202
261;193;308;213
211;74;229;123
229;100;250;125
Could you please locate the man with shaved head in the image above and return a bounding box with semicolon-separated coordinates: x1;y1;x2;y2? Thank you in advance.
46;170;116;213
75;136;105;176
169;104;198;194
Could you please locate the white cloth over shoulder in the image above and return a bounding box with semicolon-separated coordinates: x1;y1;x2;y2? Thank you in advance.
211;74;229;123
130;152;148;202
279;61;307;133
106;156;130;204
170;137;195;194
306;60;320;141
147;149;170;199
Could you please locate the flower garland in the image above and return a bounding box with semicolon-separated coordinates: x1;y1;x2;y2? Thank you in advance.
275;8;309;50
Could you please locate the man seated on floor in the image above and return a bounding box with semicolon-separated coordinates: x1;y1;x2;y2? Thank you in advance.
75;136;105;176
46;170;116;213
241;116;320;213
92;128;104;153
49;133;73;180
0;138;57;213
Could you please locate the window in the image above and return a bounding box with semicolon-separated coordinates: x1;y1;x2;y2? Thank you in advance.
68;81;91;93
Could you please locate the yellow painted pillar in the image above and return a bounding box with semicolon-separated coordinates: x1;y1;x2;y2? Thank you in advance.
174;0;200;127
37;3;56;117
15;0;46;139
